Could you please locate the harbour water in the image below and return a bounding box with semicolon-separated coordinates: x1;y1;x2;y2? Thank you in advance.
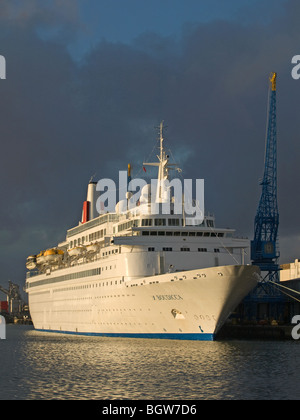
0;324;299;400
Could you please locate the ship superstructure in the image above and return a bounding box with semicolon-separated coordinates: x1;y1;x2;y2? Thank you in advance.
25;123;259;340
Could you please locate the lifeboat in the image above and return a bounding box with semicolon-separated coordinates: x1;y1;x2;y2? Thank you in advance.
86;242;99;253
36;251;46;265
68;245;85;257
44;248;64;264
26;255;37;270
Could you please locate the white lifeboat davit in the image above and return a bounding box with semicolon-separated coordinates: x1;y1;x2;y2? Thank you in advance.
68;245;86;257
86;242;99;253
26;255;37;270
36;251;46;265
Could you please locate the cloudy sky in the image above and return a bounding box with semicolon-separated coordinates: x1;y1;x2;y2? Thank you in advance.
0;0;299;293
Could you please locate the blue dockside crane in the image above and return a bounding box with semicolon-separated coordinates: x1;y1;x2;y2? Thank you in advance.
251;72;280;281
244;73;283;320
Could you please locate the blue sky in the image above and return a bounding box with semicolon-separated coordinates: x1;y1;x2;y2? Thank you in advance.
33;0;288;60
78;0;251;42
77;0;286;42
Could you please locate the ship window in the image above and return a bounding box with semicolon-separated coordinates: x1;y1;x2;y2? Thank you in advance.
166;231;173;236
150;231;157;236
180;247;190;251
163;247;172;251
204;232;210;237
196;232;203;236
181;232;188;236
189;232;196;236
142;219;152;226
142;231;149;236
168;219;180;226
218;233;224;237
148;247;155;251
155;218;166;226
214;248;220;253
174;232;180;236
158;231;165;236
198;248;207;252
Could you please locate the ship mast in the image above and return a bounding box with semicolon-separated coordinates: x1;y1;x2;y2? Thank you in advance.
159;120;164;165
143;121;178;203
157;121;168;195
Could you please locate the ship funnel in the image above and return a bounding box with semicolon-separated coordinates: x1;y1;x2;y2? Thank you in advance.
128;163;131;186
81;181;98;223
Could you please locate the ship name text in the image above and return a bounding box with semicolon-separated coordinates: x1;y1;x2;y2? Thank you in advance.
152;294;183;301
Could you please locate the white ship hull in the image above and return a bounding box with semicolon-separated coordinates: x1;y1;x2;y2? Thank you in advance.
27;264;259;341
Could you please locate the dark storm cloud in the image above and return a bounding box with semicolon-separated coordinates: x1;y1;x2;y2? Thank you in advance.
0;0;299;290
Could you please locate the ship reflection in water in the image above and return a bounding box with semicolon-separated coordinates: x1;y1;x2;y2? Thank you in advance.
1;325;299;400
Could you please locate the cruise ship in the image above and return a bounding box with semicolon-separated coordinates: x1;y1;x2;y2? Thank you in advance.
25;123;259;340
